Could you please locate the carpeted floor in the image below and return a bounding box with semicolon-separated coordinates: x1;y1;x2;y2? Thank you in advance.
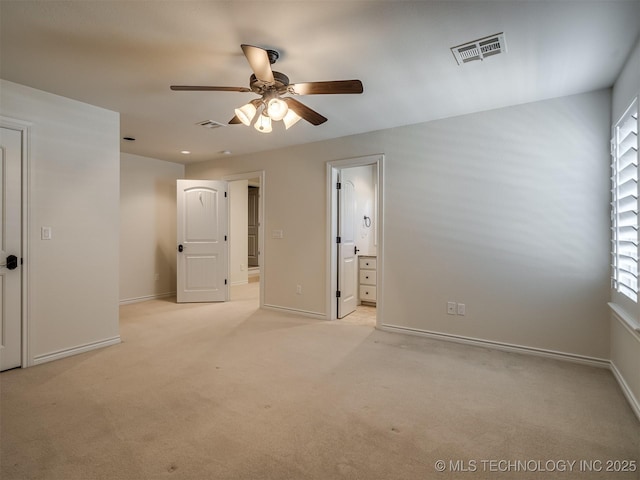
1;283;638;479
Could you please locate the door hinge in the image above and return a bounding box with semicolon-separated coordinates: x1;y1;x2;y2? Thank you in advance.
224;191;227;198
225;235;228;241
336;290;341;298
336;182;341;189
225;279;228;285
336;236;341;244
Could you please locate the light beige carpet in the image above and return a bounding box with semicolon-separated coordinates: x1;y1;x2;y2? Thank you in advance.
1;283;638;479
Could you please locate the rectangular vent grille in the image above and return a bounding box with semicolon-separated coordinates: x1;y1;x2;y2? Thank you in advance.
451;33;507;65
196;120;227;129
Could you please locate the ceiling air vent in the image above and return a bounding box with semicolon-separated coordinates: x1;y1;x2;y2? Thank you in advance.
451;32;507;65
196;120;227;129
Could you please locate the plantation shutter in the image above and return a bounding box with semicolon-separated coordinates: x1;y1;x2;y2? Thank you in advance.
612;99;639;301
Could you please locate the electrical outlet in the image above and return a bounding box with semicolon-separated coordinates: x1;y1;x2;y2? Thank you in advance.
296;285;302;295
447;302;456;315
457;303;466;315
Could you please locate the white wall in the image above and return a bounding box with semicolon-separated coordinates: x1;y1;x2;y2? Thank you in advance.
229;179;249;285
187;90;611;360
0;79;120;365
610;37;640;416
120;153;184;302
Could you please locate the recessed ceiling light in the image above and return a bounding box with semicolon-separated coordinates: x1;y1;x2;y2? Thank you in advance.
222;150;232;155
180;150;191;155
122;136;136;141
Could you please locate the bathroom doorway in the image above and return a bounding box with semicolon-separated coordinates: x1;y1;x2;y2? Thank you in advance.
327;155;383;326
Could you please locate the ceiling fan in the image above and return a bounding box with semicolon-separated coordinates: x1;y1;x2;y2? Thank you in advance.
171;44;364;133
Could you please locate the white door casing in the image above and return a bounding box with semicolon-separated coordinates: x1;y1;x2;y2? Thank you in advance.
177;180;229;303
0;127;22;370
337;177;358;318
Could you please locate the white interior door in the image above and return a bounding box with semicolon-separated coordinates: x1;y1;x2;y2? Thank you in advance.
177;180;228;303
0;127;22;370
338;176;358;318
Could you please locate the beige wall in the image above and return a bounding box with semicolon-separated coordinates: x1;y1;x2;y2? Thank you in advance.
0;79;120;364
187;89;611;359
120;153;184;302
610;37;640;416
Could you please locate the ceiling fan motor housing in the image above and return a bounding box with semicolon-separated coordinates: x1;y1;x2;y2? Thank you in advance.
249;71;290;95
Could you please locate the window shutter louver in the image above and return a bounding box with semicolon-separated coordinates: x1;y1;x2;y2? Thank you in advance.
612;99;639;302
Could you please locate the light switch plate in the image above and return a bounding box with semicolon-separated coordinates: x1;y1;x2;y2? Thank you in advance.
447;302;456;315
41;226;52;240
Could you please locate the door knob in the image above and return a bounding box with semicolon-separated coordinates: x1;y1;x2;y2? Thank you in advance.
6;255;18;270
178;244;183;253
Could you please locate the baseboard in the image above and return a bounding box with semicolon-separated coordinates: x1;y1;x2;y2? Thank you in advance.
610;361;640;421
262;304;325;320
380;324;610;368
32;336;121;366
119;292;175;305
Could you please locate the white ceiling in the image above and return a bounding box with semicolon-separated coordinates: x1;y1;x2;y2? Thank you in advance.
1;1;639;165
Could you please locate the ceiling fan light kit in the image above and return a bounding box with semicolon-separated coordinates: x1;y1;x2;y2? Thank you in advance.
254;112;272;133
267;97;288;121
171;44;363;134
283;109;302;130
234;102;257;126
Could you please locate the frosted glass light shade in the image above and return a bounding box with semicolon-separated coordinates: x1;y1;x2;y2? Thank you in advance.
254;113;272;133
283;109;302;130
267;98;289;121
234;103;257;126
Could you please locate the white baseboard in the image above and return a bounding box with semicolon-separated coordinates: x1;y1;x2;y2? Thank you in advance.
610;360;640;421
32;336;121;366
380;324;610;368
262;304;325;320
119;292;175;305
380;323;640;421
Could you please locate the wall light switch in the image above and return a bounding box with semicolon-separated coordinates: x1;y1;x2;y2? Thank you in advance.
41;226;52;240
457;303;466;316
272;229;284;239
447;302;456;315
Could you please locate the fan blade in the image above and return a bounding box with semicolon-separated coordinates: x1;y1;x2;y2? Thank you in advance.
241;44;275;83
283;97;327;126
289;80;363;95
171;85;252;92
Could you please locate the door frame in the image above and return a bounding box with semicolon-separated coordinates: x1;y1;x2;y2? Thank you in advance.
1;116;31;368
223;170;266;308
326;154;384;324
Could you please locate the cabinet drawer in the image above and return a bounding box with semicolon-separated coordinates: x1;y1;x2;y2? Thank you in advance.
359;257;377;270
359;286;377;302
359;270;377;285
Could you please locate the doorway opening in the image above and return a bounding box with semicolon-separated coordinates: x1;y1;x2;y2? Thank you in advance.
225;171;265;305
327;155;383;326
